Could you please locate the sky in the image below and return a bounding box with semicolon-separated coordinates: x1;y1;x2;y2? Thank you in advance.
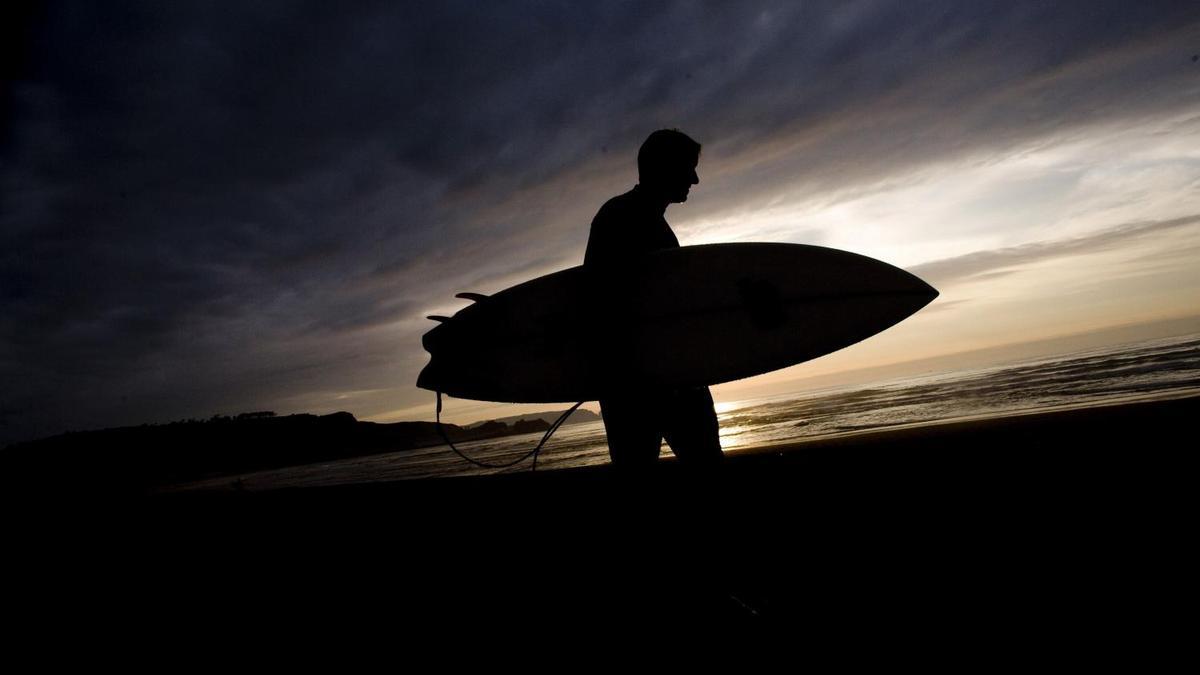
3;1;1199;444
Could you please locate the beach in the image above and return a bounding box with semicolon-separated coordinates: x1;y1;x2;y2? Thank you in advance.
156;331;1200;492
138;394;1192;634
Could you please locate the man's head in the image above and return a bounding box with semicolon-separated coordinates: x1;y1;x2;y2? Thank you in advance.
638;129;701;203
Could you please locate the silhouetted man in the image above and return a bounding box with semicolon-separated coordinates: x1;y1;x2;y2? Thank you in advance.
584;129;724;469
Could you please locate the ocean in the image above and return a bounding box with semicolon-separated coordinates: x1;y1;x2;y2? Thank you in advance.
182;332;1200;491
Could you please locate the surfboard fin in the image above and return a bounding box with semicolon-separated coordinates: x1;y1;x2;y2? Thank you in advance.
427;315;451;323
455;292;489;302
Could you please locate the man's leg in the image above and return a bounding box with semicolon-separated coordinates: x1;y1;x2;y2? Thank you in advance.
660;386;731;612
599;396;663;470
662;386;724;466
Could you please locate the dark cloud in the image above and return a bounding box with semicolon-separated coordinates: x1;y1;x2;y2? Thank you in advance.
909;214;1200;287
2;1;1198;444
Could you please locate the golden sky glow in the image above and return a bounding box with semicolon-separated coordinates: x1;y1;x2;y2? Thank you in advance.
407;111;1200;426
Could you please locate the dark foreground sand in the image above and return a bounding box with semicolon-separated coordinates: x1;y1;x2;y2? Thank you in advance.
17;396;1192;648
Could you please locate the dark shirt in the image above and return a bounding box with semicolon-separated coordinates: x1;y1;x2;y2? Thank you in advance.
583;186;722;463
584;185;679;267
583;185;679;397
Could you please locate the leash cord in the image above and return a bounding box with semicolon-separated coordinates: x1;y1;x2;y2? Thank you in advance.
435;391;584;472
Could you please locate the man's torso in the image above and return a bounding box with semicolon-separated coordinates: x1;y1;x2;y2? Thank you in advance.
584;185;679;267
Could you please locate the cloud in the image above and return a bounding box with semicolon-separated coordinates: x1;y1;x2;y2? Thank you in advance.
909;214;1200;287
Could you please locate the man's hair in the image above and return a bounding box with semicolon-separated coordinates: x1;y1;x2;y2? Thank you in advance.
637;129;701;182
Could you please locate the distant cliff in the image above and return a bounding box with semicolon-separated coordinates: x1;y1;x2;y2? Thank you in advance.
0;409;584;494
466;408;601;428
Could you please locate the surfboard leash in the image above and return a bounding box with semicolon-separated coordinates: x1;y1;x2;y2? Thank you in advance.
435;391;584;472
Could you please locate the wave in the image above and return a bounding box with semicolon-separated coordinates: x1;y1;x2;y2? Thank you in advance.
217;333;1200;485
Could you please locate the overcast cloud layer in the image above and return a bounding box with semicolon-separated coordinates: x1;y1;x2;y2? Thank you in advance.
3;1;1199;443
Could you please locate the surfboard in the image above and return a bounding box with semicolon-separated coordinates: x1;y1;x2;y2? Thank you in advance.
417;243;937;403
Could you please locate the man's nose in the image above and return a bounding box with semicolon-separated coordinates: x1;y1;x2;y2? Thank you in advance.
690;170;699;185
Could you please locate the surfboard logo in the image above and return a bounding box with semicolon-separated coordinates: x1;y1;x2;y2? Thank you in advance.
737;277;788;330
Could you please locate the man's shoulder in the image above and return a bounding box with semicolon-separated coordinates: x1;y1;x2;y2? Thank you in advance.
594;188;638;217
594;187;653;229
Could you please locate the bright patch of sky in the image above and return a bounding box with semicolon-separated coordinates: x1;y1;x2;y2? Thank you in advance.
682;111;1200;270
690;111;1200;401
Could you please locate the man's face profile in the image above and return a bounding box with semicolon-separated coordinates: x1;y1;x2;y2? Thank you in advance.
666;155;700;204
637;129;702;204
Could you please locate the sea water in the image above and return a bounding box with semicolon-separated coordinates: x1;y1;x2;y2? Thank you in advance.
185;332;1200;490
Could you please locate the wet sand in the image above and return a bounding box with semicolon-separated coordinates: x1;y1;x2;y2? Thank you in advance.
128;395;1192;637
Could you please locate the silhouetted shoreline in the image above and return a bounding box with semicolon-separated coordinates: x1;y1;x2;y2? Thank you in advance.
122;395;1192;629
9;394;1188;642
1;408;598;493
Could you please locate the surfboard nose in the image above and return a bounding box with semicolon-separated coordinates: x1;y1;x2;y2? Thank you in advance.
898;267;939;304
921;278;939;303
917;278;938;301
